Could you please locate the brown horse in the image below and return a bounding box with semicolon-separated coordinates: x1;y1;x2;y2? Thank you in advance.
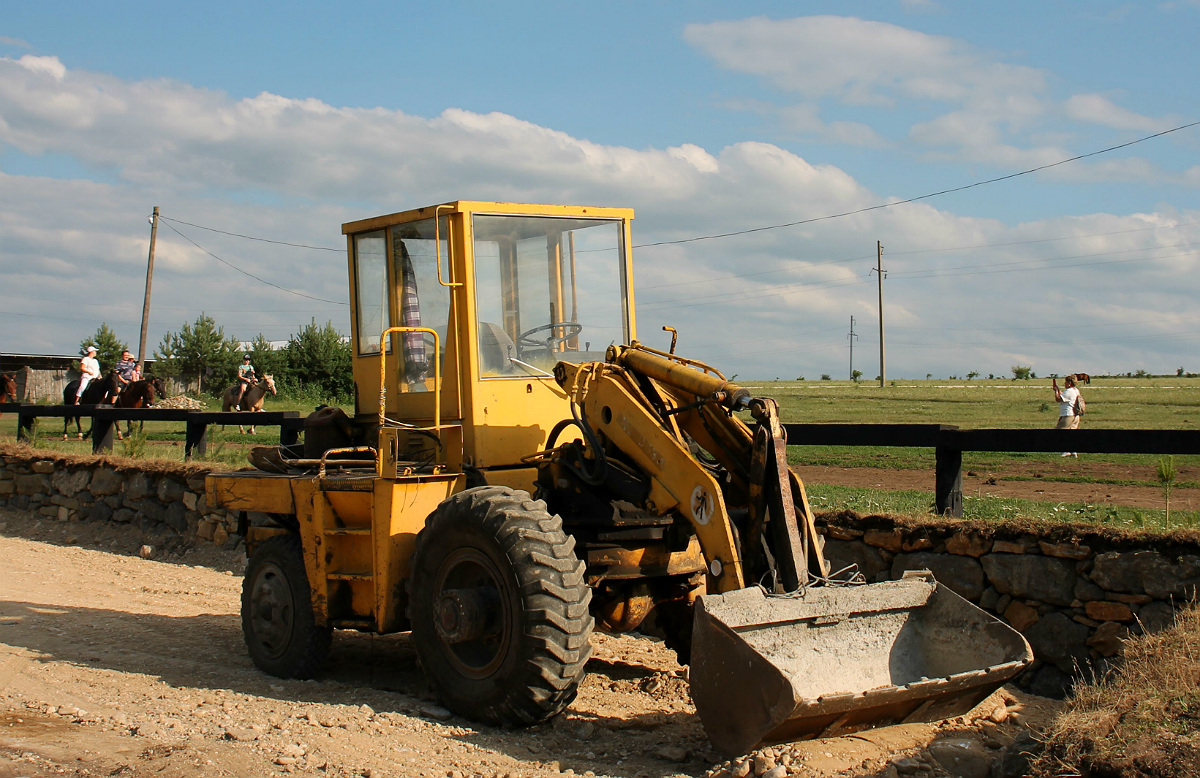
62;372;121;440
221;375;277;434
1069;373;1091;385
0;373;16;418
112;376;169;440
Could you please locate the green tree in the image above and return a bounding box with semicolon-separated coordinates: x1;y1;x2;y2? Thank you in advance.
851;369;863;382
79;323;128;372
1011;365;1032;380
154;313;241;393
285;319;353;400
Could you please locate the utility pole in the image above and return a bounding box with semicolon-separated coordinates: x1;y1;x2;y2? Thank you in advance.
876;240;886;387
137;206;159;373
848;315;858;380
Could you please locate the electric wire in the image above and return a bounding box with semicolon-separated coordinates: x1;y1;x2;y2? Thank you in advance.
159;220;349;305
157;215;342;252
632;119;1200;250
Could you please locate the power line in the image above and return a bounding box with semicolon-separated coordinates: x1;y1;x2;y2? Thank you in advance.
157;215;342;251
633;119;1200;250
159;220;348;305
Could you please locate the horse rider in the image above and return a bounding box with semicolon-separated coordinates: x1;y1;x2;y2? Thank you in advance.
76;345;101;401
114;350;140;392
235;353;256;410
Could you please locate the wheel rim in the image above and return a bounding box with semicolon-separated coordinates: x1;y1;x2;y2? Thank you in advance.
248;561;294;659
432;547;512;679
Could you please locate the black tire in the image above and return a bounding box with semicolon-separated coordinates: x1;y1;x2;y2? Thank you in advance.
242;533;332;679
409;486;593;726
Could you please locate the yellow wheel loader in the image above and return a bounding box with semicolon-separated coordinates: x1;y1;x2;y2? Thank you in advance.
207;201;1032;755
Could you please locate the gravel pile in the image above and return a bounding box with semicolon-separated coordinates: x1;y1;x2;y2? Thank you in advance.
153;396;208;410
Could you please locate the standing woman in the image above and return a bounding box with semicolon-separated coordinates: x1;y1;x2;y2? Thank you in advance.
1052;375;1083;457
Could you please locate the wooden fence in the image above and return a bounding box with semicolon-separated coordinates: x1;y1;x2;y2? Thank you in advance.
0;403;303;461
783;424;1200;517
3;408;1196;516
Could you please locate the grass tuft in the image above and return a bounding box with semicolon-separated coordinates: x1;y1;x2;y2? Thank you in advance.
1031;604;1200;778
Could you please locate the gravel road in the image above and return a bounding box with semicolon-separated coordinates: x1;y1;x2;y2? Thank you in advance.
0;508;1056;778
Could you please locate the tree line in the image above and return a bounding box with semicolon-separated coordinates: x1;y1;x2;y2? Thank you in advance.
79;315;352;403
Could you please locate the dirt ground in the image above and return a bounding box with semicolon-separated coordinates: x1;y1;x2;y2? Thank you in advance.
794;458;1200;512
0;503;1064;778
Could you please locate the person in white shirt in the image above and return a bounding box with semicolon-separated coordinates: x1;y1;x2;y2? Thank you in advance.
1052;375;1082;457
76;345;101;400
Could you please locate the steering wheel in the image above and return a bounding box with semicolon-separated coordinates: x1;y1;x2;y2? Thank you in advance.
517;321;584;353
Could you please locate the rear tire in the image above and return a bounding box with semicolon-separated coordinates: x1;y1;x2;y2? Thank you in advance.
242;533;331;679
409;486;593;726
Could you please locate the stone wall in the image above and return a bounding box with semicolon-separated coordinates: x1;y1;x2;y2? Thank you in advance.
2;444;1196;695
818;514;1199;696
0;444;239;552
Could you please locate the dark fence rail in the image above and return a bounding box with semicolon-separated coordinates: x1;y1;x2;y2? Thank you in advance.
0;403;303;461
4;408;1195;516
783;423;1200;517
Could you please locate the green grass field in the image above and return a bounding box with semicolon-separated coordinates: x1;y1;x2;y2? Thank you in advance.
3;376;1198;529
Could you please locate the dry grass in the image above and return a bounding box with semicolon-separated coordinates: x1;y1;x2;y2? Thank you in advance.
1032;604;1200;778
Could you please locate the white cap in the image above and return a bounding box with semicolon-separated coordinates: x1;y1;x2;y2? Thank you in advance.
86;346;97;353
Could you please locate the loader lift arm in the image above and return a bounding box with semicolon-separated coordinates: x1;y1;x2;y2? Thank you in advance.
552;342;828;596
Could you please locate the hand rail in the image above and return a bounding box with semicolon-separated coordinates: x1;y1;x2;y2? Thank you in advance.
377;326;441;433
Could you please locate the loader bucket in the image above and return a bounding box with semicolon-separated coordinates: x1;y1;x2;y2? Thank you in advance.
689;571;1033;756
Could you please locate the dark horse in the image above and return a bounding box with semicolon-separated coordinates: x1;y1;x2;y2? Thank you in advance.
0;373;16;417
63;372;121;440
111;376;168;440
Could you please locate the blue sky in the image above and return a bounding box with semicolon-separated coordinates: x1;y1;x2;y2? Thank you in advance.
2;1;1199;379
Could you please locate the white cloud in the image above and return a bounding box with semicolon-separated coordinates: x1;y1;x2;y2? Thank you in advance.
15;54;66;81
682;15;1189;186
0;55;1196;378
683;16;1045;107
1063;93;1164;132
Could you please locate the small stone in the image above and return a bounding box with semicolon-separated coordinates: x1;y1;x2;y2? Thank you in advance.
891;756;922;774
1084;601;1134;622
730;759;752;778
1038;541;1091;560
761;767;787;778
419;704;454;721
987;705;1008;723
928;737;992;778
223;726;258;742
655;745;688;762
138;545;155;559
1003;601;1039;632
753;753;777;774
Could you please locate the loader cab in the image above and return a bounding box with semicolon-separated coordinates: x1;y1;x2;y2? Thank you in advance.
343;201;636;486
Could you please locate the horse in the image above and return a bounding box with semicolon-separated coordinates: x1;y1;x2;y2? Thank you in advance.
62;372;121;440
221;375;277;434
112;376;169;440
0;373;16;417
1069;373;1091;385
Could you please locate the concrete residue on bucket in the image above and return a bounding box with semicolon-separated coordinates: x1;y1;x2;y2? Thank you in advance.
689;572;1034;756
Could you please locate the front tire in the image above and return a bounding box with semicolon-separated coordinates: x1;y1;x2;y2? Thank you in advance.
409;486;593;726
242;534;331;679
